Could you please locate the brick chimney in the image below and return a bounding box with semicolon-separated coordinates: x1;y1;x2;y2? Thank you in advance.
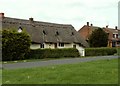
115;26;117;30
91;24;93;26
106;25;108;28
29;17;34;22
87;22;89;26
0;13;4;18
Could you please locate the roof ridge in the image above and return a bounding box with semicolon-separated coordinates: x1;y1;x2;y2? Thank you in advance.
5;17;72;27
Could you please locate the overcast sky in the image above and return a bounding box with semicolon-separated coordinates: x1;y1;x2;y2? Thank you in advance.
0;0;119;30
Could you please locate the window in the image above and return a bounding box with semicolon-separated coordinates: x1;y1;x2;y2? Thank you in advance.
113;34;115;38
59;43;64;47
116;34;118;38
71;32;74;35
43;30;46;35
18;26;23;33
73;45;76;48
56;31;59;35
40;43;44;48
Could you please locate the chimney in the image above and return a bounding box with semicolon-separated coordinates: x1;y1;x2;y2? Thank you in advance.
115;26;117;30
87;22;89;26
0;13;4;18
91;24;93;26
106;25;108;28
29;17;34;22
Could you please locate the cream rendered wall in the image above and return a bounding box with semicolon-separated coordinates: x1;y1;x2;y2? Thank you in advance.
57;43;72;49
57;43;85;56
64;43;73;48
71;43;85;56
30;43;85;56
44;43;55;49
30;44;40;49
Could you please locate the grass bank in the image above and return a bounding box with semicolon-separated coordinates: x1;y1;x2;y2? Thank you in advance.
2;59;118;84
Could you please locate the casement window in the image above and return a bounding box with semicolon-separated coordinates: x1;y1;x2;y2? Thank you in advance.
56;31;59;35
71;32;74;35
59;43;64;47
18;26;23;33
43;30;46;35
113;34;115;38
113;34;118;38
116;34;118;38
40;43;44;48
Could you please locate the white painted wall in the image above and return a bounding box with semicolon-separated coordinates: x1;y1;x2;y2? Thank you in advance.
30;42;85;56
71;43;85;56
30;44;40;49
57;43;85;56
44;43;55;49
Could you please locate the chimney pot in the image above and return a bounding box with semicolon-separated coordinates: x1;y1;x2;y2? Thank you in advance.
115;26;117;30
106;25;108;28
29;17;34;21
0;13;4;18
87;22;89;26
91;24;93;26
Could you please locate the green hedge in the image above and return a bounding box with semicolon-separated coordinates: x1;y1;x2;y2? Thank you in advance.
85;48;117;56
25;48;80;59
2;30;31;61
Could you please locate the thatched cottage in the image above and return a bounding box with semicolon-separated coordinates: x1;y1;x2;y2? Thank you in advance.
0;13;89;56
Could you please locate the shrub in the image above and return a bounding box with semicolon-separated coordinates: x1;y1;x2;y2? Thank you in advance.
2;30;31;61
85;47;117;56
25;48;80;59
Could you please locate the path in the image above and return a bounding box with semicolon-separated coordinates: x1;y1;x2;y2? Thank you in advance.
2;56;119;69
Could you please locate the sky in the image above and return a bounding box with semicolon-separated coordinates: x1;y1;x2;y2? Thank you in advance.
0;0;119;30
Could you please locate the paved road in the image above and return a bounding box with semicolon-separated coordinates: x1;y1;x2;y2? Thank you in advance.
2;56;119;69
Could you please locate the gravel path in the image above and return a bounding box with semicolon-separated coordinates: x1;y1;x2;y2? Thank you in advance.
2;56;119;69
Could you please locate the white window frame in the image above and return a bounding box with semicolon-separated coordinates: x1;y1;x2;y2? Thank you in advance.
59;43;64;47
40;43;44;48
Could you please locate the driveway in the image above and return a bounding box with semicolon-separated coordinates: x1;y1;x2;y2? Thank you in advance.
2;56;119;69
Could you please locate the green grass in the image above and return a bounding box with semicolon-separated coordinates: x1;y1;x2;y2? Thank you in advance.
2;59;118;84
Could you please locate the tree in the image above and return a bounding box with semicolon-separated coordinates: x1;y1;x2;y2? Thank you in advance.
89;28;108;47
2;30;31;61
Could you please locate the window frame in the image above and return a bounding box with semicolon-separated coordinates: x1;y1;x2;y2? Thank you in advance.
59;43;64;47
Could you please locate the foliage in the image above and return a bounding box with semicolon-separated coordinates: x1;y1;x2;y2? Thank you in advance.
25;48;80;59
89;28;108;47
2;30;31;61
85;47;117;56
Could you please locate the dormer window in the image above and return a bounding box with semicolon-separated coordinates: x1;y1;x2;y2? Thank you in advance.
18;26;23;33
43;30;46;35
55;31;59;36
71;32;74;35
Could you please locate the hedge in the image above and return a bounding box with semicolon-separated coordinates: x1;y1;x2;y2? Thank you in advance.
2;30;31;61
25;48;80;59
85;47;117;56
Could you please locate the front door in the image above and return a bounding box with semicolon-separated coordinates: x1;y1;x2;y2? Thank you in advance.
73;45;76;48
54;43;57;48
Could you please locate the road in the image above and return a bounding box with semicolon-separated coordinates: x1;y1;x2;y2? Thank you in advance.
2;55;119;69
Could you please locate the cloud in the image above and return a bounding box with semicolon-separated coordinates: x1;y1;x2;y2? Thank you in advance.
0;0;119;30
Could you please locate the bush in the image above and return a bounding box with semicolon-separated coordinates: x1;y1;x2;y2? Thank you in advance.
25;48;80;59
2;30;31;61
85;47;117;56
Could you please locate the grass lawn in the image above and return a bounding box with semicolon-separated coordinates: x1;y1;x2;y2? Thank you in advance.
2;59;118;84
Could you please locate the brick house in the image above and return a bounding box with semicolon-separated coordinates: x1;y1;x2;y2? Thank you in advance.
78;22;120;47
0;13;89;56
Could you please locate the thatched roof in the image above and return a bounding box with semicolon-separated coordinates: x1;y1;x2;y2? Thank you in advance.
2;17;89;47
